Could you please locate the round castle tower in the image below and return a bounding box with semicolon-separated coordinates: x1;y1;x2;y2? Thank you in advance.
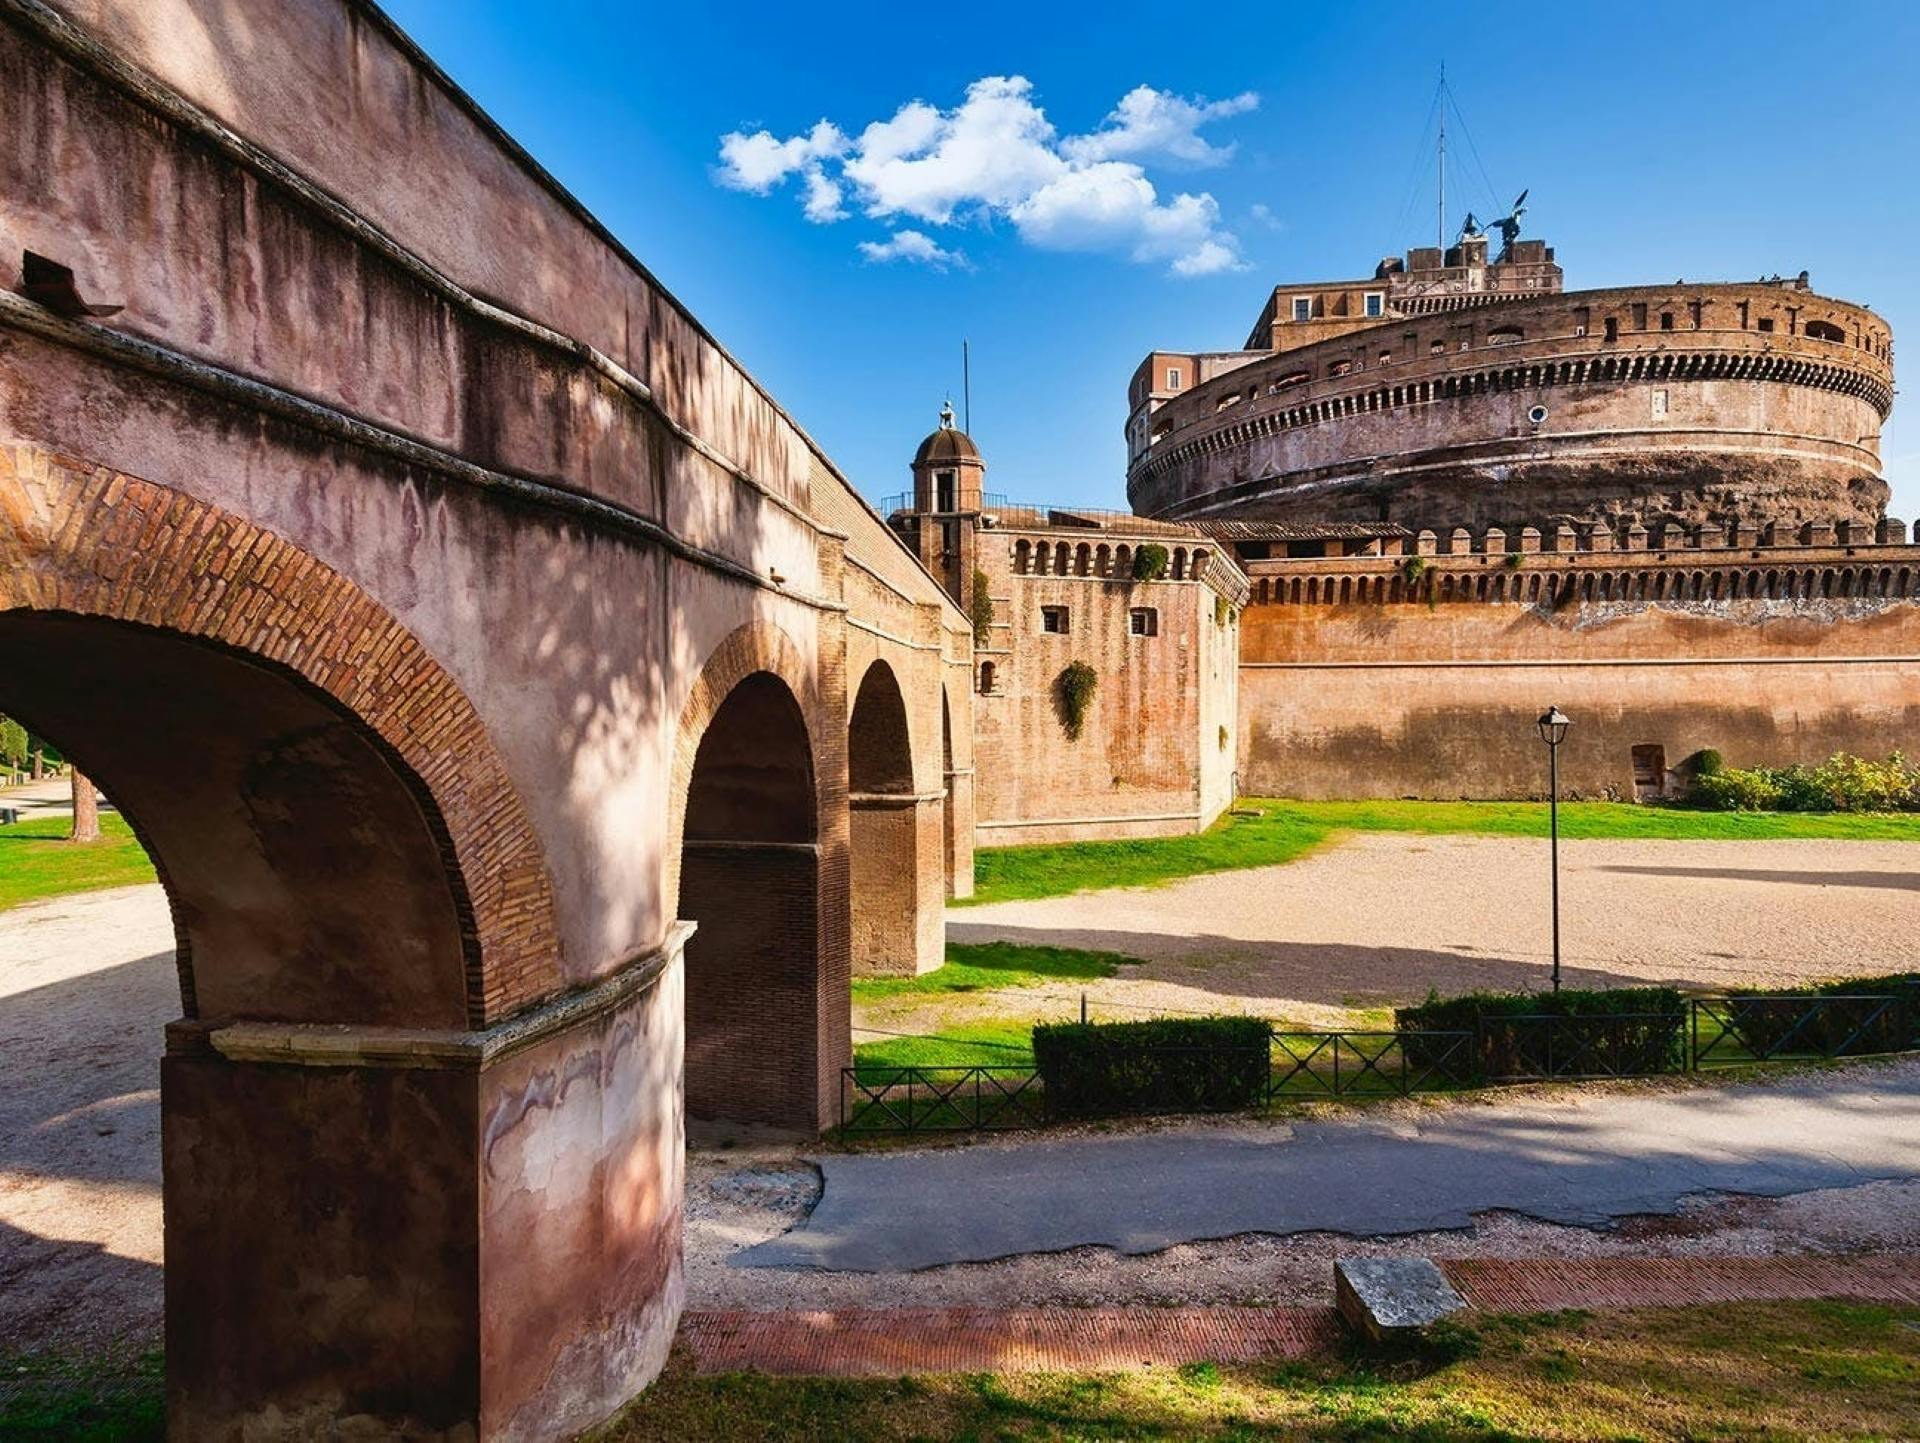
1126;243;1894;535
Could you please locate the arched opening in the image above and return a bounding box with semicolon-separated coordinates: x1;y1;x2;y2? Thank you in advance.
0;610;480;1422
677;670;821;1128
847;661;937;976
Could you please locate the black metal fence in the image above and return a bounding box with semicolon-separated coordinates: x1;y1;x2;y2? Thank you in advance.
841;989;1919;1136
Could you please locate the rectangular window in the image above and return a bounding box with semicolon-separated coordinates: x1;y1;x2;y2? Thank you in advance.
1165;367;1182;390
1364;292;1384;318
935;469;956;511
1659;311;1675;331
1040;605;1070;634
1631;303;1648;330
1129;607;1159;637
1292;296;1312;323
1757;317;1775;333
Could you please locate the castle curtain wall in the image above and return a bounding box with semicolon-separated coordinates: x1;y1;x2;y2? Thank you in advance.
1239;589;1920;799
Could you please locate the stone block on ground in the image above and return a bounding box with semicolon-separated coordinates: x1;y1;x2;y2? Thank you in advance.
1334;1257;1467;1341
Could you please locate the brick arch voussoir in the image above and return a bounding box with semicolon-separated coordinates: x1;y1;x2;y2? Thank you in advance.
665;620;821;912
0;445;559;1026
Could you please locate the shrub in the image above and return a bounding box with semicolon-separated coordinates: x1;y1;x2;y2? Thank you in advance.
1503;550;1524;570
1034;1016;1270;1119
1132;543;1169;581
1214;595;1232;626
1396;986;1686;1080
1690;752;1920;813
969;571;994;648
1401;555;1428;586
1693;768;1784;812
1721;973;1920;1058
1218;724;1229;752
1682;748;1724;778
1057;660;1097;739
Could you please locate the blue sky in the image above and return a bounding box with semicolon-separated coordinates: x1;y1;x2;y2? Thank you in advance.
381;0;1920;517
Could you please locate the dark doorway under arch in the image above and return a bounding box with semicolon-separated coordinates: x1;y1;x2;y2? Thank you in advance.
677;670;825;1128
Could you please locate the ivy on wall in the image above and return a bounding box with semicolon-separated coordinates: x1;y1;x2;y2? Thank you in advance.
1057;660;1098;740
1131;544;1169;582
970;569;994;647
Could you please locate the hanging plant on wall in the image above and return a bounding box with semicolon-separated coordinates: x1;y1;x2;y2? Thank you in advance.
1131;543;1169;582
1057;660;1098;740
970;570;994;648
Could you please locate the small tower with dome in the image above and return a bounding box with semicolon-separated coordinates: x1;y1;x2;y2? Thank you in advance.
898;399;987;613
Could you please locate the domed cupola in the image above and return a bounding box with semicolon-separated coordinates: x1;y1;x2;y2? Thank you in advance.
910;400;986;514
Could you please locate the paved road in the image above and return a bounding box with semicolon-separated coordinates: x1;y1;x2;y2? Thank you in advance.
737;1061;1920;1272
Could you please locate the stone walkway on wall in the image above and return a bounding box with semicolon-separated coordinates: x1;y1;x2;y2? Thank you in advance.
676;1253;1920;1376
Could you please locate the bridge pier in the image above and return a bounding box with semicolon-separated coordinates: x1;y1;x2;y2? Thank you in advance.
161;937;688;1441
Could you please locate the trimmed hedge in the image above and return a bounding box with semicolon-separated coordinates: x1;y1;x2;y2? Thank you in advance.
1722;973;1919;1058
1397;987;1687;1079
1033;1016;1269;1119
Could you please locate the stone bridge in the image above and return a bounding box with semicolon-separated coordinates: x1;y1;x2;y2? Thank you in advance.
0;0;973;1435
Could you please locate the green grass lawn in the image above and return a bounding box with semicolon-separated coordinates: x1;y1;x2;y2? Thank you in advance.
596;1299;1920;1442
963;798;1920;906
851;944;1138;1074
0;814;157;913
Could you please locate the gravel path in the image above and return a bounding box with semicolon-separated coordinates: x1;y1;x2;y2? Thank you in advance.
8;851;1920;1347
0;884;173;1353
931;834;1920;1033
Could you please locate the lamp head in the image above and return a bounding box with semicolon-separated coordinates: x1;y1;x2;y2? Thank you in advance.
1536;705;1571;748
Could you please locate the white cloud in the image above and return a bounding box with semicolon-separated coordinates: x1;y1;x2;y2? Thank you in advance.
1061;86;1259;168
716;119;848;223
1249;202;1284;232
716;76;1254;277
857;229;971;270
1010;163;1242;274
844;77;1066;225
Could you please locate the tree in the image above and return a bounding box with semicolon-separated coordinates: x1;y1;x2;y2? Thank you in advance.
0;716;27;774
69;769;100;843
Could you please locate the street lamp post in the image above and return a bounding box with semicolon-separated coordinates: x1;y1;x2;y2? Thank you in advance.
1536;706;1572;993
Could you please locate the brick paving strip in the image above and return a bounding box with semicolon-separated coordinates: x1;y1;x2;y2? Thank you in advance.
677;1253;1919;1376
1443;1252;1920;1313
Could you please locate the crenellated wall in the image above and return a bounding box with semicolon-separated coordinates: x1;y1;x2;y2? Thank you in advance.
972;523;1246;844
1236;523;1920;799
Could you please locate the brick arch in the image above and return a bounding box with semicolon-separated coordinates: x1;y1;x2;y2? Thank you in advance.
664;619;819;912
0;445;559;1024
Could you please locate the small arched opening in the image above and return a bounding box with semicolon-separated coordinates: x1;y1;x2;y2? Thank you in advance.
678;670;821;1127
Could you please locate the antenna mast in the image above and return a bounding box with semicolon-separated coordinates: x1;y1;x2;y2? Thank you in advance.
963;339;971;434
1436;63;1446;251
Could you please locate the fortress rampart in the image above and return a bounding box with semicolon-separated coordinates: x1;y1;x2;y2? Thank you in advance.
1235;518;1920;800
1128;282;1893;532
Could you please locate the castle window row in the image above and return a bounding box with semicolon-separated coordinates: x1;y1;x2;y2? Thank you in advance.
1138;348;1892;491
1008;539;1213;581
1249;563;1920;609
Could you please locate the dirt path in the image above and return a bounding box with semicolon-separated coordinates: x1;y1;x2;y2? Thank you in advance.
0;884;173;1353
928;833;1920;1035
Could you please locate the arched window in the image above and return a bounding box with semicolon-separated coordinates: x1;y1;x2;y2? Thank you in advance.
1805;319;1845;343
978;660;996;694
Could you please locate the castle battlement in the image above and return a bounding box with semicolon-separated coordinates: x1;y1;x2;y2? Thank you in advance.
1240;516;1920;609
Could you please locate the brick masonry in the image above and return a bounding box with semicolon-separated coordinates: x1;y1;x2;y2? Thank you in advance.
0;443;559;1025
675;1254;1920;1377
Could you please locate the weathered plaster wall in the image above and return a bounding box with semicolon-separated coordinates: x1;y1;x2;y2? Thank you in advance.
0;1;965;1435
1240;593;1920;799
973;539;1242;845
